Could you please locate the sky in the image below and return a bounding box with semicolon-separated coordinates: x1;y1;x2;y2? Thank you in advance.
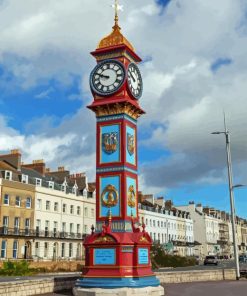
0;0;246;218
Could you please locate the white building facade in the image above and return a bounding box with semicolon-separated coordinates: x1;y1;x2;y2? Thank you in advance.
33;186;96;260
138;203;194;257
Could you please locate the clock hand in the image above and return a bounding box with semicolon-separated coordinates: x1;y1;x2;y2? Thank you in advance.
130;72;136;83
99;74;110;79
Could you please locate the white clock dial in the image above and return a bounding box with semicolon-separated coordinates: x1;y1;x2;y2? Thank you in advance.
90;60;126;96
127;63;143;99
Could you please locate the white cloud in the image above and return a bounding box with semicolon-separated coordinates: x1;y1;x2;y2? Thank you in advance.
0;0;247;191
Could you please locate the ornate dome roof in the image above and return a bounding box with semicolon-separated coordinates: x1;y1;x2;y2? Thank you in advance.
97;20;134;51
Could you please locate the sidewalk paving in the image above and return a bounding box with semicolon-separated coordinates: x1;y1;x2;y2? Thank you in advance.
40;281;247;296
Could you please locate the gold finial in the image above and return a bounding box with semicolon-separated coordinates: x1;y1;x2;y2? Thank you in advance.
112;0;123;27
97;0;134;51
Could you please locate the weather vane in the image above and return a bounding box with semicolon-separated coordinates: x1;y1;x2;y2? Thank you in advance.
111;0;124;26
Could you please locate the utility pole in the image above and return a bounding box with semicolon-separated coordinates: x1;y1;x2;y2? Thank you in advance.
212;114;240;280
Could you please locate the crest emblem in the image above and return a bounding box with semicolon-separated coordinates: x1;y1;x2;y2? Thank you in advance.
102;132;118;154
101;184;119;208
128;185;136;208
127;133;135;156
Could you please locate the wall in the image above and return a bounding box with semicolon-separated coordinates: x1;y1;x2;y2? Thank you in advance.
0;269;237;296
156;269;236;284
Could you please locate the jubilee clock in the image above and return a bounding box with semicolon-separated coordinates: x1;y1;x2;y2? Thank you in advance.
90;59;126;96
127;63;143;99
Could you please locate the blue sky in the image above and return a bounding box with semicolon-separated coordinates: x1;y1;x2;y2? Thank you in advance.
0;0;246;218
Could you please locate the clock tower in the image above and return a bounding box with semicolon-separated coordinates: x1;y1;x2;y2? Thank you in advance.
74;2;163;294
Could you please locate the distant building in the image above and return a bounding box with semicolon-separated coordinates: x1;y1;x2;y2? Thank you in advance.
138;195;194;257
177;202;247;258
0;149;96;260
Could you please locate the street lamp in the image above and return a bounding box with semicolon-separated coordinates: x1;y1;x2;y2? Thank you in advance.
211;117;240;280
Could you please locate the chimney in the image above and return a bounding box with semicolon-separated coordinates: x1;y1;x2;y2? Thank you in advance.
0;149;22;171
165;200;173;209
21;159;46;176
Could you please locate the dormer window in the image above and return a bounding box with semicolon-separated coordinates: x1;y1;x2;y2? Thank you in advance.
5;171;12;181
22;174;28;184
48;181;54;189
72;181;78;195
61;178;68;192
36;178;42;186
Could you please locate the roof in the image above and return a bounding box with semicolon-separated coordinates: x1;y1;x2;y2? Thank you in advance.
97;23;134;51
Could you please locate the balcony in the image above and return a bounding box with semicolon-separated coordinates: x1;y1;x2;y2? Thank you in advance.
0;227;86;240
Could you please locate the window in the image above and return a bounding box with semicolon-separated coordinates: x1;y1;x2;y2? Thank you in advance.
1;240;7;258
72;184;78;195
70;223;74;234
14;217;20;234
13;240;18;259
37;199;42;210
54;202;59;212
48;181;54;189
3;194;9;205
53;221;58;237
61;243;65;257
161;221;163;227
91;208;95;217
84;207;88;217
63;204;67;213
146;219;148;225
45;221;49;237
26;197;31;208
77;206;81;215
25;218;30;235
77;224;80;234
62;222;66;233
157;221;160;227
21;174;28;184
5;170;12;180
44;242;48;257
84;225;88;233
69;243;73;257
70;205;74;214
3;216;9;234
35;242;39;257
15;196;21;207
36;219;41;235
46;201;51;211
36;178;42;186
153;220;155;227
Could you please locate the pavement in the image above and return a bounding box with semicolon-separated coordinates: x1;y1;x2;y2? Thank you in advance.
38;281;247;296
165;281;247;296
0;273;79;283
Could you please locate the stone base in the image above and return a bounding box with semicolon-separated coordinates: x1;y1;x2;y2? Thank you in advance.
73;285;165;296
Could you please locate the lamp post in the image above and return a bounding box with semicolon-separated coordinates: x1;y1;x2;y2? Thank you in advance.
212;118;240;280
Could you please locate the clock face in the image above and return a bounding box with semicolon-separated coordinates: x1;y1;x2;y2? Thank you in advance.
127;63;143;99
90;60;126;96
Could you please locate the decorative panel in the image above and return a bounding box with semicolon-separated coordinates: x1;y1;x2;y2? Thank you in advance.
126;125;136;165
100;124;121;164
126;176;137;217
99;175;121;217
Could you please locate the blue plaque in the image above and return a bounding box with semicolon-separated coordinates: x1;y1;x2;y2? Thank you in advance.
94;248;116;265
138;248;149;264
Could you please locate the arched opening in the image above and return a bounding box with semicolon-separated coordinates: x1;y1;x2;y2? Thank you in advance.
24;241;32;259
53;242;58;261
76;243;82;260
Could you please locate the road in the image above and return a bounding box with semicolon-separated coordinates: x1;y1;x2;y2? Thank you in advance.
158;259;247;272
40;281;247;296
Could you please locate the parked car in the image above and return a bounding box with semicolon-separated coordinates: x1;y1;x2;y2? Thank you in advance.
204;255;218;266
